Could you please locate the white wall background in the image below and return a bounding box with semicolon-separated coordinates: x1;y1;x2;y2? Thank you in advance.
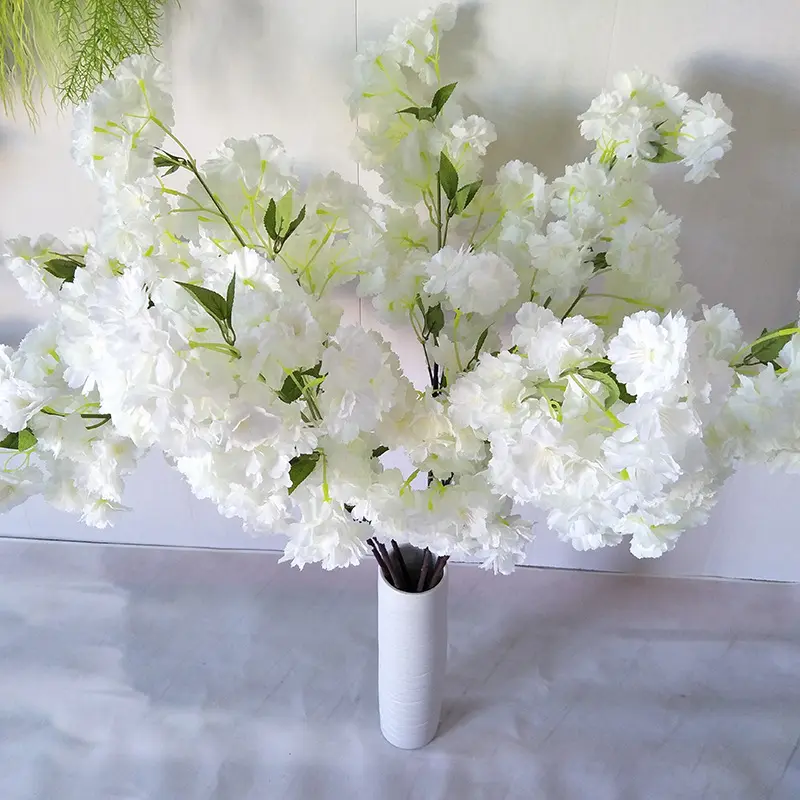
1;0;799;581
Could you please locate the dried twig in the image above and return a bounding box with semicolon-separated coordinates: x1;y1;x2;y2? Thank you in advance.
428;555;449;589
391;539;411;589
416;548;432;592
377;539;404;590
369;540;449;594
368;538;393;586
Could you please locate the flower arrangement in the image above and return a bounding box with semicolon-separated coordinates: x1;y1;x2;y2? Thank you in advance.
2;3;799;574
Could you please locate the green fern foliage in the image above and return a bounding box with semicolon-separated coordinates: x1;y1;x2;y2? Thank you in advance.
0;0;61;120
56;0;171;105
0;0;172;122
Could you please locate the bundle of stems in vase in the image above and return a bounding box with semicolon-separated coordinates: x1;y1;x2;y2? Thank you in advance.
369;539;449;592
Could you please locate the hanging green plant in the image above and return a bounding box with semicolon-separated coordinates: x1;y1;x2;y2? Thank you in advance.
1;0;172;123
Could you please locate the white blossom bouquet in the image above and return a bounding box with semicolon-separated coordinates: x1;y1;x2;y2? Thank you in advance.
3;4;800;573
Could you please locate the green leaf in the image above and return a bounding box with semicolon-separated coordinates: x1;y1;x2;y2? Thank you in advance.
177;281;235;345
264;199;278;241
470;327;489;366
649;144;683;164
398;103;441;122
424;304;445;338
154;152;189;177
278;371;304;404
284;205;306;241
398;106;422;119
276;190;294;235
592;251;608;273
618;384;635;405
83;414;111;431
0;432;19;450
288;451;321;495
438;150;459;201
751;324;797;364
43;258;79;283
372;446;389;459
431;82;457;115
154;152;185;169
176;282;228;323
582;362;635;404
225;273;236;326
18;428;37;450
0;427;37;451
581;370;620;410
454;179;482;214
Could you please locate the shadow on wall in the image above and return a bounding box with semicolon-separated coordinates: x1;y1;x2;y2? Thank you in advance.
477;87;590;186
664;55;800;334
445;2;593;182
453;44;800;335
439;2;482;89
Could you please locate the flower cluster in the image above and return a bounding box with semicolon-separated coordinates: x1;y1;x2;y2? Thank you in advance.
3;4;797;574
0;318;141;526
578;68;734;182
450;304;744;557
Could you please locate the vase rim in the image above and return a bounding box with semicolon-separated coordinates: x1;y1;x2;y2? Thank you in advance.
378;563;448;598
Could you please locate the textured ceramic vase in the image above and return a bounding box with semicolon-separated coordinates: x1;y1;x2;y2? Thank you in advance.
377;551;448;749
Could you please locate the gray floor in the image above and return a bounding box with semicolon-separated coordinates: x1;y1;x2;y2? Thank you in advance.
0;537;798;799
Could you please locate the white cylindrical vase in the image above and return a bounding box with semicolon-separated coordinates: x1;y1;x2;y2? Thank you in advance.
377;556;448;750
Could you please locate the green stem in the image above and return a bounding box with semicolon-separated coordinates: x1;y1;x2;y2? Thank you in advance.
409;306;437;388
399;468;421;495
151;118;248;248
299;220;338;290
374;57;417;104
570;374;623;429
442;210;452;248
321;452;331;502
467;206;486;248
83;415;112;431
452;310;464;372
159;183;221;217
472;211;505;251
561;286;588;321
537;386;560;421
190;166;247;248
584;292;665;313
435;175;443;250
289;371;323;423
421;190;438;230
188;340;241;360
